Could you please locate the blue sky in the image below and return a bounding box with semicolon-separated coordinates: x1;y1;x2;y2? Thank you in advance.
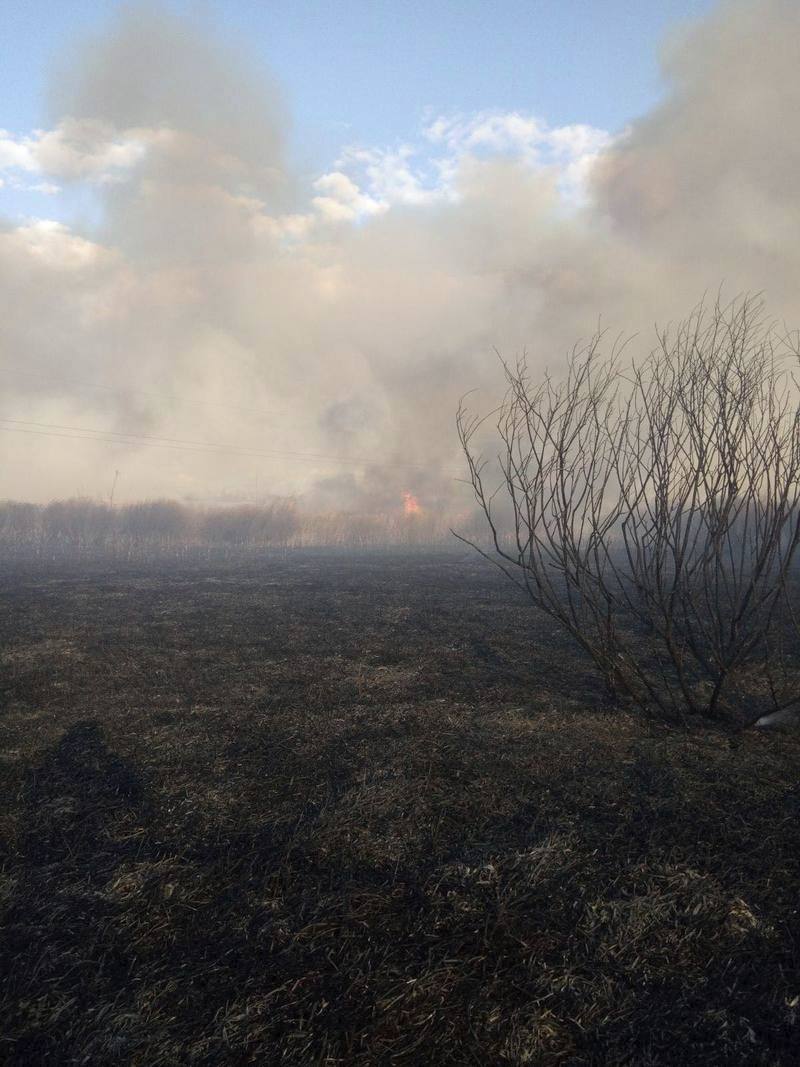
2;0;715;222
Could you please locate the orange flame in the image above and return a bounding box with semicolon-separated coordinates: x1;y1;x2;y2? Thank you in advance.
403;490;422;517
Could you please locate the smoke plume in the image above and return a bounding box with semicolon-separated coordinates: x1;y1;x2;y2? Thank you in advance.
1;0;799;514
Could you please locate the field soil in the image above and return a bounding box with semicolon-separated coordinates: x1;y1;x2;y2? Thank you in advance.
1;552;799;1065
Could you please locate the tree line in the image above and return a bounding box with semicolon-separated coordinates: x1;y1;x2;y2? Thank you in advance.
0;497;453;558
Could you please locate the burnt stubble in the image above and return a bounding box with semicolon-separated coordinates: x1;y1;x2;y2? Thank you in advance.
1;553;799;1065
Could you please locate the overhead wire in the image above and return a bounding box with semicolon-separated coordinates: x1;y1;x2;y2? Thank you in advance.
0;417;462;477
1;362;464;477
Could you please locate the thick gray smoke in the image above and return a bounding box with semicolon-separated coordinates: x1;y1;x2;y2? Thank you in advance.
1;0;799;515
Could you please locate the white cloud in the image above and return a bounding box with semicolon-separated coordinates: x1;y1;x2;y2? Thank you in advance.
312;170;386;221
32;118;150;180
317;111;612;219
0;129;38;171
4;219;110;270
425;111;549;157
344;145;441;206
545;122;613;159
0;118;154;185
0;109;610;227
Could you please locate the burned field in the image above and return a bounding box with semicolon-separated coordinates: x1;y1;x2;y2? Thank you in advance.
1;553;799;1065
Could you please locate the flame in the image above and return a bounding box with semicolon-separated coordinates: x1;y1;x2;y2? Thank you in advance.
403;490;422;517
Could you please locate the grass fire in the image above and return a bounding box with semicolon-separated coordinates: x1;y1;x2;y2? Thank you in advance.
402;491;422;517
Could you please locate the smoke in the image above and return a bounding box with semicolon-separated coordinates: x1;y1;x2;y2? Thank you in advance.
1;0;800;512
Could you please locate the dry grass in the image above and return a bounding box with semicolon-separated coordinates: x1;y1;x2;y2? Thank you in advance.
1;553;799;1064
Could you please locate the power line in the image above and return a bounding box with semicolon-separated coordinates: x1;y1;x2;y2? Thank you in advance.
0;417;460;477
2;416;281;453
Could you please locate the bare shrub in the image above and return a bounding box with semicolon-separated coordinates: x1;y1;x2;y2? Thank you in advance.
297;508;449;549
299;511;387;548
253;499;299;547
201;501;298;550
202;506;261;548
0;501;41;550
118;499;191;547
42;498;115;554
457;296;800;724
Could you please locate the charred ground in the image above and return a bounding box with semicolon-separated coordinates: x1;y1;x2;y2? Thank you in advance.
1;552;799;1065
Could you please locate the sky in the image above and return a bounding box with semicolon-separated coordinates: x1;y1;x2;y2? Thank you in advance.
2;0;799;512
2;0;714;223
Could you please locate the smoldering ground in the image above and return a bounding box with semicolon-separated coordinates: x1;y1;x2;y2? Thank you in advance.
1;0;800;513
